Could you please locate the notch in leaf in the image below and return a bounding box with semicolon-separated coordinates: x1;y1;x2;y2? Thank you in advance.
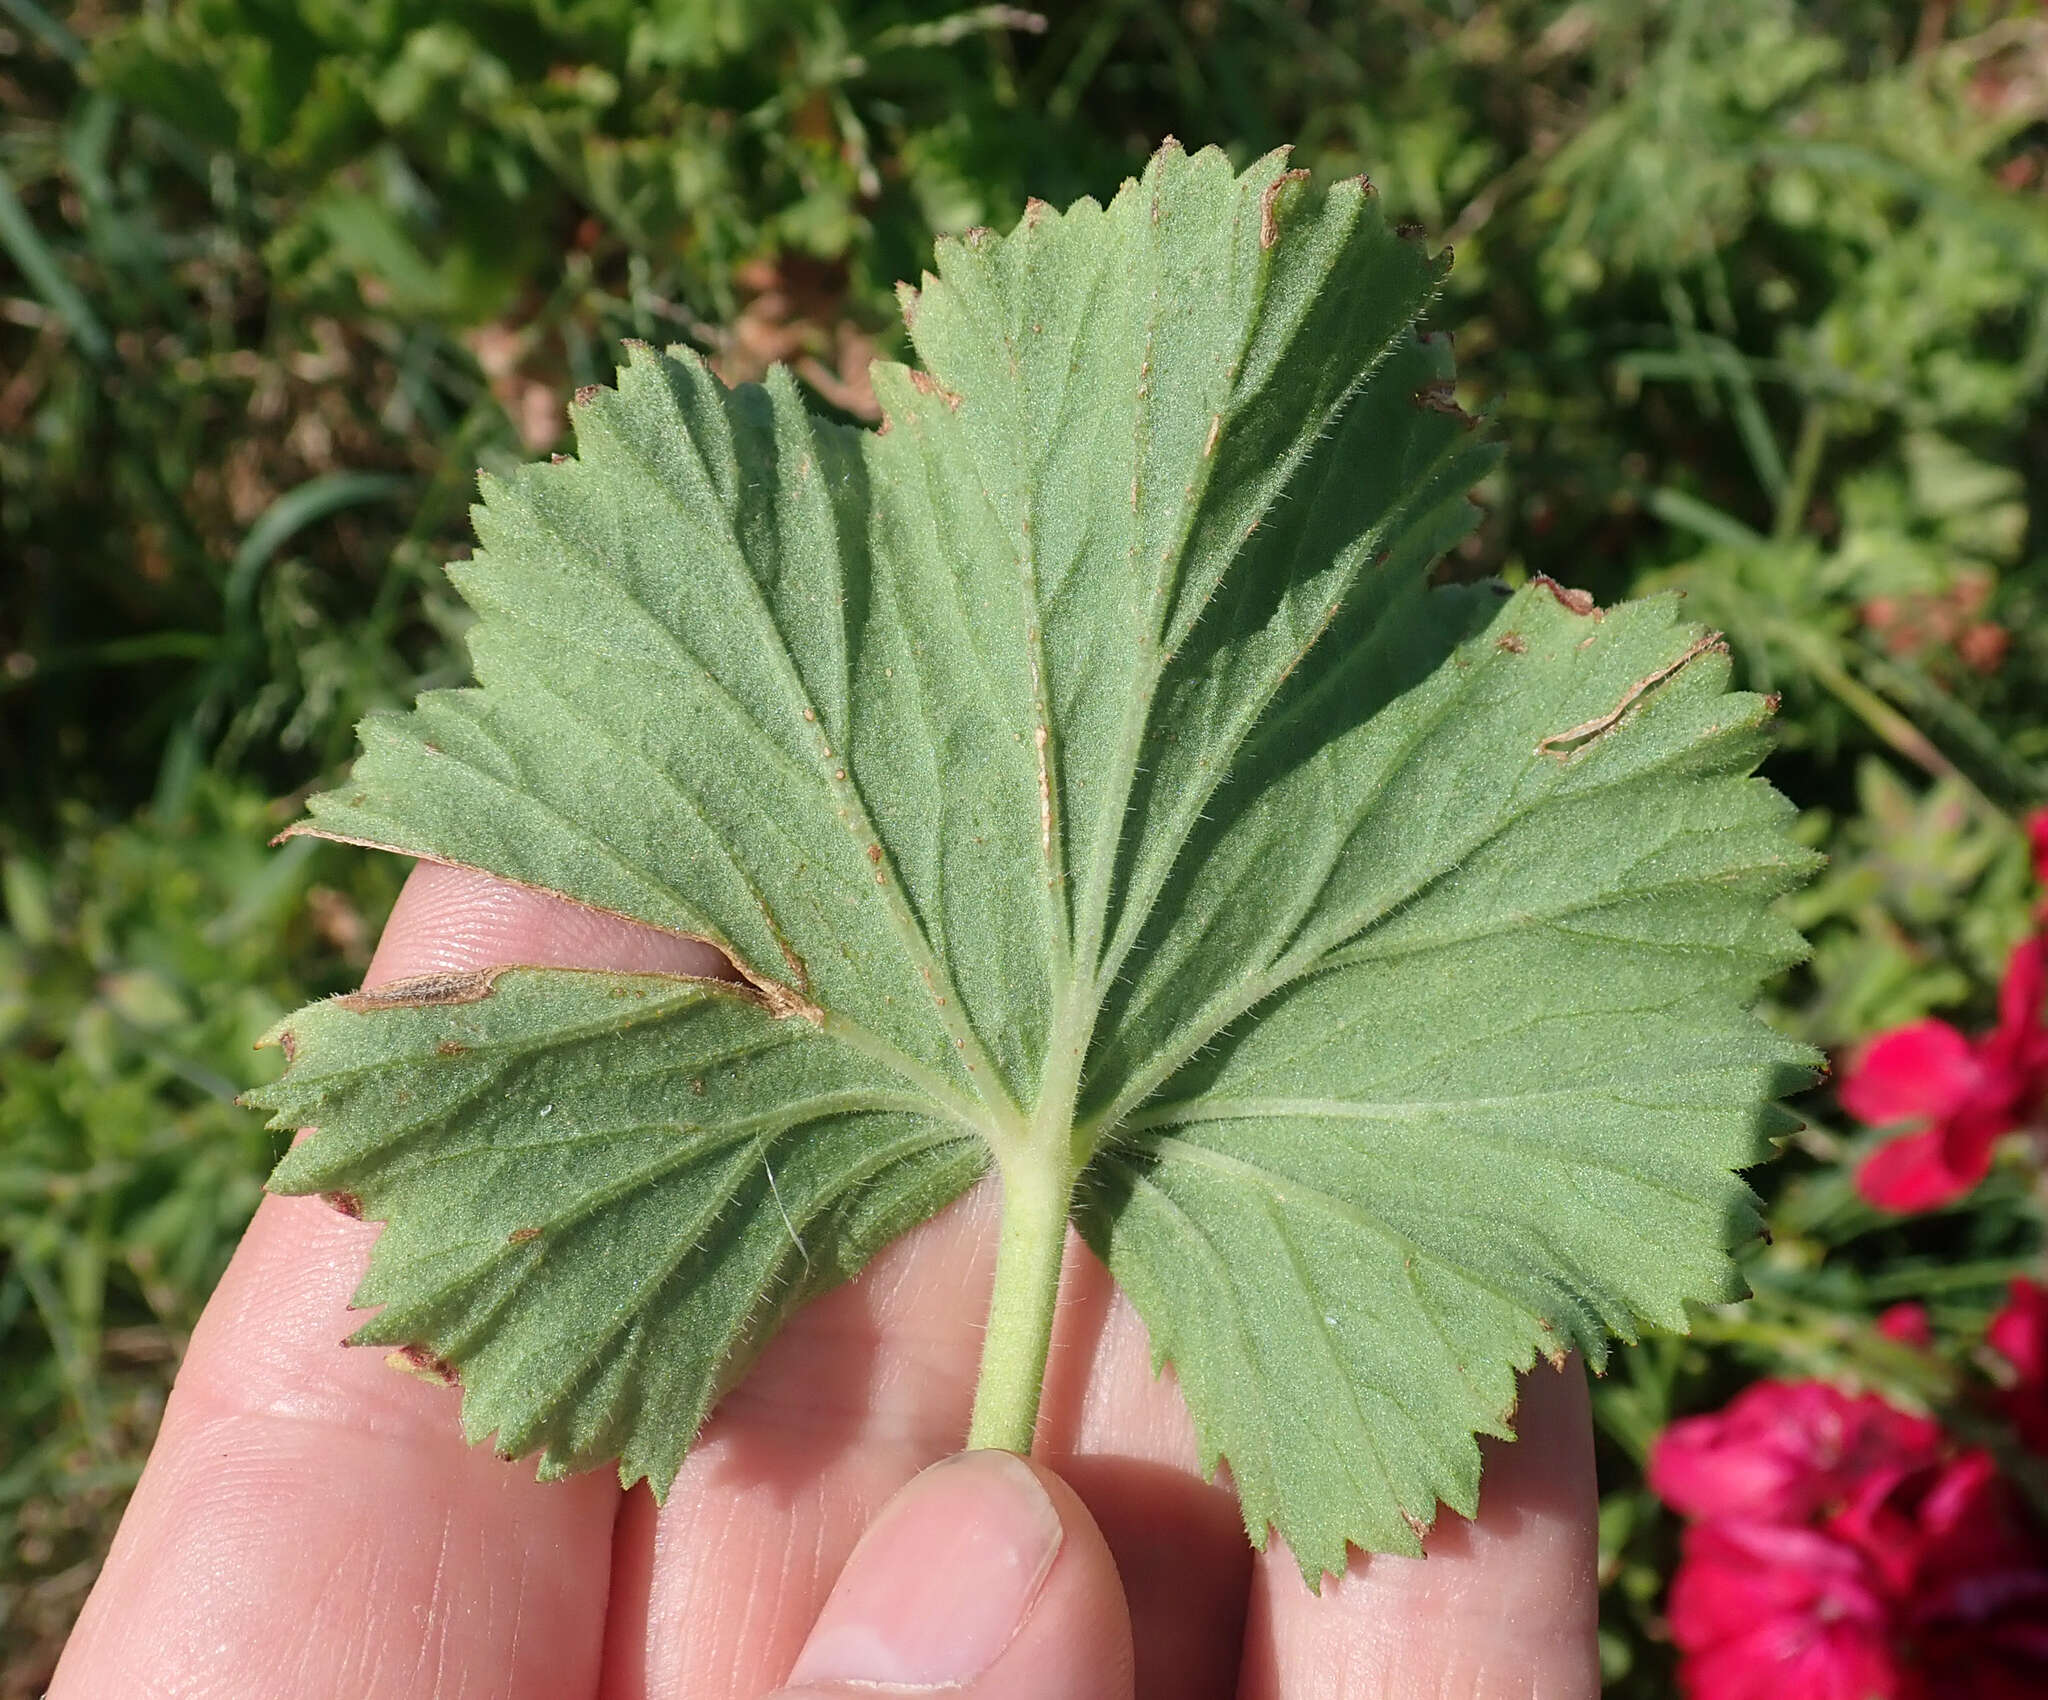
244;141;1817;1584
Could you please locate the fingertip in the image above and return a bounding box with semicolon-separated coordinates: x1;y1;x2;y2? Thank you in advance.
772;1451;1134;1700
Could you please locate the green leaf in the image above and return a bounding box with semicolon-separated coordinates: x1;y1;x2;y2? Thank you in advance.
1076;588;1814;1571
263;970;982;1481
245;141;1815;1580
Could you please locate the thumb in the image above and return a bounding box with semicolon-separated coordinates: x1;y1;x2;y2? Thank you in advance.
768;1450;1135;1700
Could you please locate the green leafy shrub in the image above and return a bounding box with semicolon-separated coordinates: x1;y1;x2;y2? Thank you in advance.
3;0;2047;1691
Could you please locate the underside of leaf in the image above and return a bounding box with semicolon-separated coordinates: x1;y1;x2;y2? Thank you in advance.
245;140;1816;1584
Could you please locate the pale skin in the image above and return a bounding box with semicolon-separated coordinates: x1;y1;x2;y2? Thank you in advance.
54;860;1602;1700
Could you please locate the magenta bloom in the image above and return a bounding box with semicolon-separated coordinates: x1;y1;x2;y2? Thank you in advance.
1987;1278;2048;1458
1876;1303;1933;1348
1652;1378;2048;1700
1651;1379;1941;1526
1893;1452;2048;1700
1847;936;2048;1212
1670;1520;1899;1700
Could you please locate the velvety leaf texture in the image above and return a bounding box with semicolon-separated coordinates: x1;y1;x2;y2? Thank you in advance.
245;141;1817;1582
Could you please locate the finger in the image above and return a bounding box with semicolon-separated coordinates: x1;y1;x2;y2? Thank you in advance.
364;858;737;986
52;860;720;1699
598;1178;1004;1700
599;1209;1246;1700
1036;1249;1253;1698
1235;1355;1600;1700
767;1451;1134;1700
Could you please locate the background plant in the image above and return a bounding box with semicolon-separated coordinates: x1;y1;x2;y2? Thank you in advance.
3;0;2045;1692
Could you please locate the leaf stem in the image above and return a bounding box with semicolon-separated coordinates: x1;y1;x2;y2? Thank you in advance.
966;1150;1075;1453
1771;402;1828;542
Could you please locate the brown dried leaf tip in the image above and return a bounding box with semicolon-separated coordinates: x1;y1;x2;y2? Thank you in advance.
385;1343;461;1387
1411;379;1477;428
1532;575;1600;618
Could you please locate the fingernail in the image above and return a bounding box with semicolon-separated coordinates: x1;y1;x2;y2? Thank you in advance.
787;1450;1064;1690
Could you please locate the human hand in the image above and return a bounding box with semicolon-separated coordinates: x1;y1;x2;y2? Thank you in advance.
53;861;1600;1699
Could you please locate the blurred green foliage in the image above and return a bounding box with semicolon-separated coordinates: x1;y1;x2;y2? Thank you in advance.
3;0;2047;1690
0;775;401;1677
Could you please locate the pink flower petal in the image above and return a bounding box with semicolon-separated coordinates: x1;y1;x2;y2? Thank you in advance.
1992;936;2047;1056
1986;1279;2048;1457
1857;1127;1993;1212
1671;1521;1899;1700
1987;1280;2048;1383
1650;1380;1941;1526
1877;1303;1933;1349
1840;1021;1982;1126
1656;1370;2048;1700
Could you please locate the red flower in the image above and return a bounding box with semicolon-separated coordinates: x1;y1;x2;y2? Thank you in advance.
1670;1519;1899;1700
1876;1303;1933;1349
1986;1278;2048;1457
1891;1452;2048;1700
1653;1379;2048;1700
1848;937;2048;1212
1651;1379;1942;1526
